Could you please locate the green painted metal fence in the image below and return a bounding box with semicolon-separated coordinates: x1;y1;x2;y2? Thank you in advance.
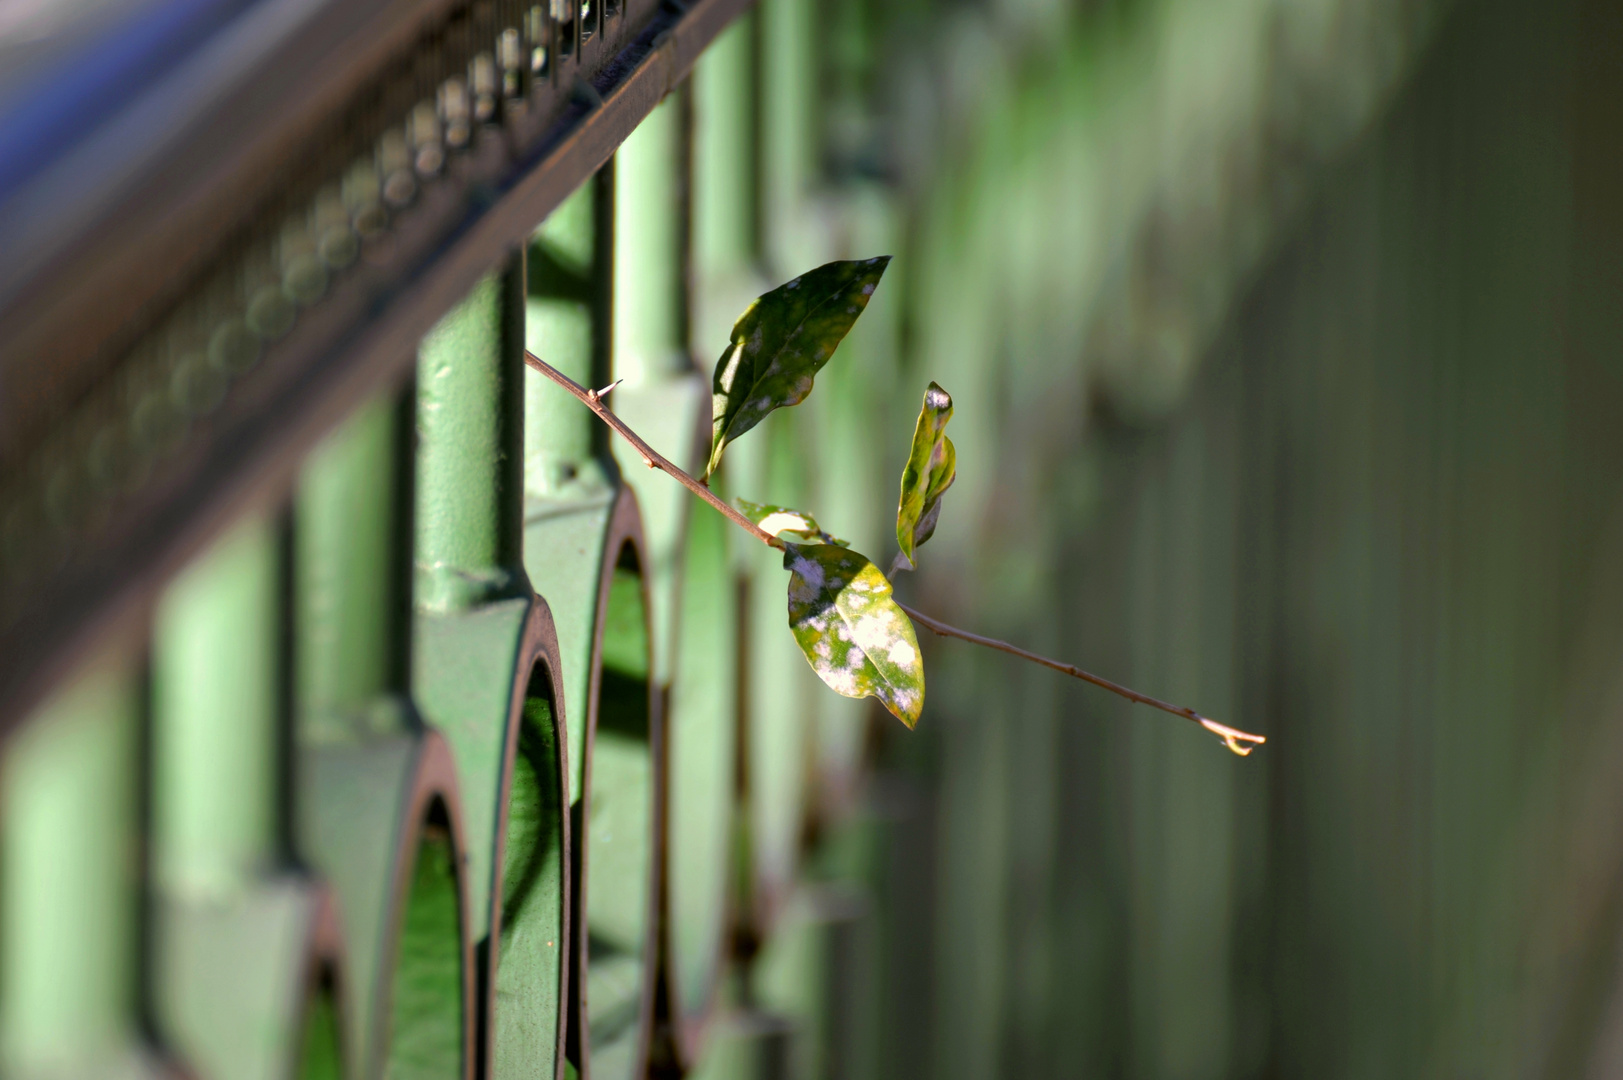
0;0;892;1074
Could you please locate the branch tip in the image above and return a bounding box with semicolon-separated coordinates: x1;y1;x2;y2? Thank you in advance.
1198;717;1266;757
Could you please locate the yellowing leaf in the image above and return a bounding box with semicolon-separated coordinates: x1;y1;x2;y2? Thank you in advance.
735;498;848;546
895;382;956;571
784;543;924;727
705;258;891;479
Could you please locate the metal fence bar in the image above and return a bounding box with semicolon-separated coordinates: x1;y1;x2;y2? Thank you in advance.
0;650;155;1077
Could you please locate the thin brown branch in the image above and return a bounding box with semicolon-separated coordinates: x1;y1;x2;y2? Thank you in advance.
523;351;785;551
897;601;1267;756
527;347;1262;755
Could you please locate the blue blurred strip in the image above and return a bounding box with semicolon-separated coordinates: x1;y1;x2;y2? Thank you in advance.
0;0;260;204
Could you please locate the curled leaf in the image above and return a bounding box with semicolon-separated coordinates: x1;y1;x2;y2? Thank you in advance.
784;544;924;727
705;257;891;479
895;382;956;571
735;498;848;546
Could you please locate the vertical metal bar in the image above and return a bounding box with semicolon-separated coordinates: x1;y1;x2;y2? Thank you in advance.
152;512;282;895
295;394;405;728
527;172;618;501
614;95;687;383
527;170;598;491
0;652;145;1074
416;256;529;612
151;509;352;1079
526;161;669;1080
592;165;617;403
691;8;767;504
693;13;760;283
760;0;817;273
611;85;708;691
526;167;620;790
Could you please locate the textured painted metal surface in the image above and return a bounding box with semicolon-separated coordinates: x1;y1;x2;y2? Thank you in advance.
411;254;575;1080
415;265;528;613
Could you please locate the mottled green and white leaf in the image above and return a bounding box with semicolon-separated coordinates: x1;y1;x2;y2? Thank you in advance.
735;498;847;547
784;543;924;727
705;257;891;479
894;381;956;571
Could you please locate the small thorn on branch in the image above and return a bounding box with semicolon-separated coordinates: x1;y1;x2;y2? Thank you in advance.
589;379;623;403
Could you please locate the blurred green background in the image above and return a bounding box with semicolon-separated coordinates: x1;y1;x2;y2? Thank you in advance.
759;0;1623;1075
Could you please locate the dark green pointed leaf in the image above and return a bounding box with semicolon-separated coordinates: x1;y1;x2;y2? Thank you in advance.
735;498;848;546
704;257;891;479
894;382;956;571
784;543;924;727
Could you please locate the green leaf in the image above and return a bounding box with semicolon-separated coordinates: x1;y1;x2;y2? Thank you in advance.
894;382;956;571
705;257;891;479
735;498;848;547
783;543;924;727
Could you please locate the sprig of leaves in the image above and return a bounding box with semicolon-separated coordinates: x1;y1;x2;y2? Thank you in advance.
527;258;1266;753
704;257;890;480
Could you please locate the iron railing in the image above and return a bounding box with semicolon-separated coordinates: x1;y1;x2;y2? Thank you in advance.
0;0;872;1075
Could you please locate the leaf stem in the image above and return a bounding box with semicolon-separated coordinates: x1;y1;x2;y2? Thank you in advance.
526;347;1262;756
524;351;785;551
896;601;1267;756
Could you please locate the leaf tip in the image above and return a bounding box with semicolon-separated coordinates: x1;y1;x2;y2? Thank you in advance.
877;681;924;729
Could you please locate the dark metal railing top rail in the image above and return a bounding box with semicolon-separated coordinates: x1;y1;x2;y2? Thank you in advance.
0;0;750;727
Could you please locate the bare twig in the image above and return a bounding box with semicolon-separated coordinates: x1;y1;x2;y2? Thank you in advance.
527;347;1262;755
524;350;784;551
897;601;1266;756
